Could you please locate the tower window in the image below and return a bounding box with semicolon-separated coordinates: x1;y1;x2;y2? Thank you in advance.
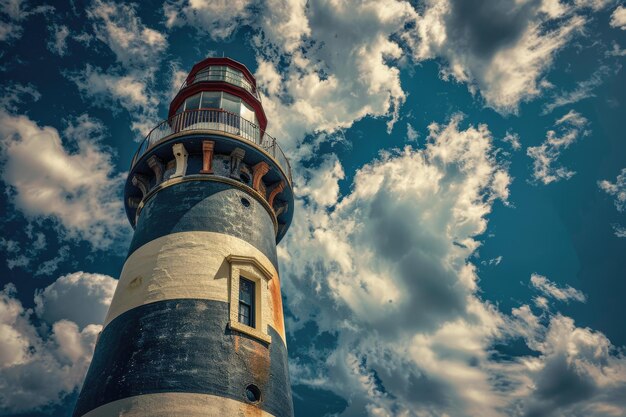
238;277;255;327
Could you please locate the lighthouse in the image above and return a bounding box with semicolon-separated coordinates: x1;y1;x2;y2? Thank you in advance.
72;58;294;417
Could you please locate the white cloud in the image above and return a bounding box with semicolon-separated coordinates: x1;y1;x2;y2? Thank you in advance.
35;245;70;276
279;114;626;416
610;5;626;30
530;273;587;304
613;224;626;238
47;24;70;56
543;65;612;114
164;0;254;40
256;0;413;150
88;0;167;71
68;65;159;136
574;0;615;11
599;168;626;238
0;111;129;250
599;168;626;212
403;0;587;114
0;274;115;414
0;83;41;112
503;130;522;151
281;115;513;416
527;110;589;185
406;122;419;142
0;0;53;43
509;309;626;417
607;41;626;56
482;255;503;266
34;271;117;328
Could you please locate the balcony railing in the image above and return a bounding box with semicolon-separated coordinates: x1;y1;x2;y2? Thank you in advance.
131;109;291;183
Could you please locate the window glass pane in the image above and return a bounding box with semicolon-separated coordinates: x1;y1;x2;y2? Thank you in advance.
207;66;225;80
184;93;201;111
201;91;221;108
239;304;251;326
238;277;255;327
240;101;256;124
239;278;253;304
221;93;241;115
194;69;208;82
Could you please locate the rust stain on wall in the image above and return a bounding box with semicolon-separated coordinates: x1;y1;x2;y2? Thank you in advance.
268;274;285;341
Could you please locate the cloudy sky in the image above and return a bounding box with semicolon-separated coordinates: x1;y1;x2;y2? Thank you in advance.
1;0;626;416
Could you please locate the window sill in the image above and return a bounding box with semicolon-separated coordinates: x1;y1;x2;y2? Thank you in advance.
229;320;272;344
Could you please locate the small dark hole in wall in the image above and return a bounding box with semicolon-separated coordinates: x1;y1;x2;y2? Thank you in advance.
241;197;251;208
240;172;251;183
245;384;261;403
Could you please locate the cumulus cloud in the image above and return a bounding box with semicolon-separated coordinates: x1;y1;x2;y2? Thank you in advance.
34;271;116;328
610;5;626;30
403;0;590;114
275;113;626;417
0;83;41;114
503;130;522;151
88;0;167;71
64;0;169;138
164;0;254;40
68;64;159;136
406;123;419;142
598;168;626;237
0;272;116;414
0;0;52;43
47;24;70;56
599;168;626;212
530;273;586;304
509;307;626;417
527;110;589;185
280;115;514;416
0;111;129;250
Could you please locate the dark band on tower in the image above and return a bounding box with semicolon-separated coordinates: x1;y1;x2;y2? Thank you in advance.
72;57;295;417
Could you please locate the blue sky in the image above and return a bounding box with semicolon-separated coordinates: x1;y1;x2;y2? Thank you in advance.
1;0;626;416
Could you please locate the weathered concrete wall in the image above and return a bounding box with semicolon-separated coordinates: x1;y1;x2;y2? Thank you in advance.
104;231;285;342
129;180;278;269
73;299;293;417
81;392;279;417
74;178;293;417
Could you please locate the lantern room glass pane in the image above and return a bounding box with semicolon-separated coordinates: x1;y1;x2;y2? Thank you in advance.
240;101;256;124
201;91;221;109
221;93;240;114
184;93;201;111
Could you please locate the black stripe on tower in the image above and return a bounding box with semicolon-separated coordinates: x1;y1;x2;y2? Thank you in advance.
128;179;279;269
72;299;293;417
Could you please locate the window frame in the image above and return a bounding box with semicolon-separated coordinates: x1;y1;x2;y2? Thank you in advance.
227;255;273;344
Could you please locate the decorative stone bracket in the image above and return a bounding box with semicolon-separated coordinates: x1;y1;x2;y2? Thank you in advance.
132;174;150;198
147;155;164;185
229;148;245;178
267;181;285;208
252;161;270;193
200;140;215;174
171;143;188;178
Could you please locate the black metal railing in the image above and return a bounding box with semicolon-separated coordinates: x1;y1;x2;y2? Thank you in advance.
131;109;291;183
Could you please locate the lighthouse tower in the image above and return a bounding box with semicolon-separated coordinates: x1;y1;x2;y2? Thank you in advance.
72;58;294;417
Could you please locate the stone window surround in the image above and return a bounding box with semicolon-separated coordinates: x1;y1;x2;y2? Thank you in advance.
226;255;273;344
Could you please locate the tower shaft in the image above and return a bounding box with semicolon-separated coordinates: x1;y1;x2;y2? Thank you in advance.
73;58;295;417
